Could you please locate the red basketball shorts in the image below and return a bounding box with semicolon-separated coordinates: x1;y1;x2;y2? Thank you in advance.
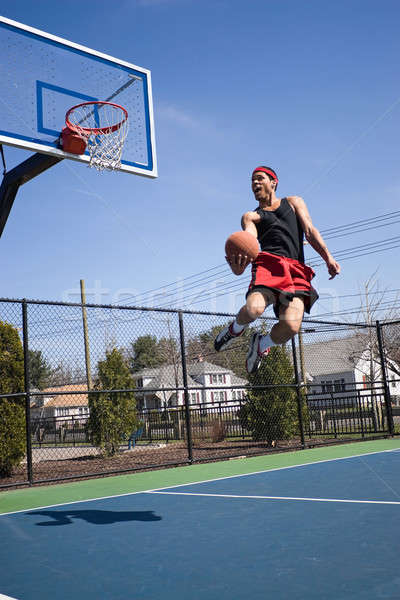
246;252;319;317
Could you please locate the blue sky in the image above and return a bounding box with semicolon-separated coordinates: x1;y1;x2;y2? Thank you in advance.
1;0;400;322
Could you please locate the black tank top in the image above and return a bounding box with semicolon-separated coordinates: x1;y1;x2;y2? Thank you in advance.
254;197;304;263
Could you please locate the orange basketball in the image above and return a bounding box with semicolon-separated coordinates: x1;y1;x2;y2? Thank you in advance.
225;231;260;260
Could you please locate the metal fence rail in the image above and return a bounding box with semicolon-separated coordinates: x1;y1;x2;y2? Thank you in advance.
0;297;398;488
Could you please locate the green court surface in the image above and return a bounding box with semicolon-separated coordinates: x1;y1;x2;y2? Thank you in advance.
2;438;400;514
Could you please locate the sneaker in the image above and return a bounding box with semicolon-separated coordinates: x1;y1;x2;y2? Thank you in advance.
246;332;271;374
214;322;244;352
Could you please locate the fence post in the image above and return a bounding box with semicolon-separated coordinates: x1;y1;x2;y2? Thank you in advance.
22;299;33;485
330;393;337;439
178;311;193;463
376;320;394;435
357;390;365;438
291;337;306;448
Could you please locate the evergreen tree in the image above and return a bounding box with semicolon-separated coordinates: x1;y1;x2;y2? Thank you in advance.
0;321;26;477
87;347;138;457
129;334;180;373
129;335;162;372
237;345;300;445
28;349;52;389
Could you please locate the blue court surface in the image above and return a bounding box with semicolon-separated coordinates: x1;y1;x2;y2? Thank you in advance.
1;449;400;599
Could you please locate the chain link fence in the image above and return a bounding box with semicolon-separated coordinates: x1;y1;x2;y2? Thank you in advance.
0;297;398;488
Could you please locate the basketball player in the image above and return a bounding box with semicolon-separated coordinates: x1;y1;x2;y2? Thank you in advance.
214;166;340;373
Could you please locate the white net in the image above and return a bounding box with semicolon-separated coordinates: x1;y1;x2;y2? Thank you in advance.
67;103;129;171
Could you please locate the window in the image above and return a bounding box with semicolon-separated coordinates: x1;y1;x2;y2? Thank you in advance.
334;379;345;392
213;391;225;402
211;374;225;384
57;407;69;416
321;380;333;393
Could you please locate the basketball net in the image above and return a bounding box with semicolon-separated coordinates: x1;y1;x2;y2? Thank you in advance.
65;102;129;171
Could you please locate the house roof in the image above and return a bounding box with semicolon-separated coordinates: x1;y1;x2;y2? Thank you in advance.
31;383;88;408
132;363;199;402
132;360;247;400
187;361;231;376
231;374;248;387
134;360;230;379
301;334;368;377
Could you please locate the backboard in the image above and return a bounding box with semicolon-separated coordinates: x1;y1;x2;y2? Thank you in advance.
0;16;157;178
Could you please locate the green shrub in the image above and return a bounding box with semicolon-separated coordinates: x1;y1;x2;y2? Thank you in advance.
87;348;138;457
0;321;26;477
237;345;300;446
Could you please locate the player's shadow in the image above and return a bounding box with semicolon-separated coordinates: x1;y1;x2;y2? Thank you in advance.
30;509;162;526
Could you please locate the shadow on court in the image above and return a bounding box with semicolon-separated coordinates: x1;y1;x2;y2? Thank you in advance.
30;509;162;526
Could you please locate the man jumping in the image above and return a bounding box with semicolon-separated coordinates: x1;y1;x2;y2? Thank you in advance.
214;166;340;373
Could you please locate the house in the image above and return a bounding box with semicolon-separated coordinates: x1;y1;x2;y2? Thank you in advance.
132;360;248;410
300;335;400;406
30;383;89;425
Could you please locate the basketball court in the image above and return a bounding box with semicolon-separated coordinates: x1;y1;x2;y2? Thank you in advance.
1;12;399;600
1;440;400;599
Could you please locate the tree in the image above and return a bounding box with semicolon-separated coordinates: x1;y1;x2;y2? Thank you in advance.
158;336;181;386
382;322;400;376
87;347;138;457
345;274;400;385
128;334;180;374
237;345;300;445
47;360;86;386
186;324;255;380
28;349;52;389
0;321;26;477
129;335;163;372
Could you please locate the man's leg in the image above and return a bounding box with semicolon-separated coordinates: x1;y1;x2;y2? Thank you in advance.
246;297;305;373
214;290;273;352
270;296;305;343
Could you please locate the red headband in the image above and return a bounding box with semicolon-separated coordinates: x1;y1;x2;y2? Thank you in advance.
252;166;278;182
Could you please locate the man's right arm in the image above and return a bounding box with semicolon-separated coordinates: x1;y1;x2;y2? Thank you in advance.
241;211;261;235
226;212;260;275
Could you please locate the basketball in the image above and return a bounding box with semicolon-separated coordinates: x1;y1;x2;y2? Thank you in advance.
225;231;260;260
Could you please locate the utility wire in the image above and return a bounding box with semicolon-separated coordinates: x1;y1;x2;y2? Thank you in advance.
148;237;400;309
115;209;400;306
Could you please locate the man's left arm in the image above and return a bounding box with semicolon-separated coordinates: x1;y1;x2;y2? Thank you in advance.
287;196;340;280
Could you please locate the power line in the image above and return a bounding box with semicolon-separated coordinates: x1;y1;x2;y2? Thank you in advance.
153;243;400;311
319;210;400;236
114;208;400;306
147;236;400;310
119;211;400;304
322;218;400;241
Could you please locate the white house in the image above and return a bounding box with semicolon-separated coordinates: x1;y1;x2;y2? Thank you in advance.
300;335;400;406
132;360;248;410
30;383;89;424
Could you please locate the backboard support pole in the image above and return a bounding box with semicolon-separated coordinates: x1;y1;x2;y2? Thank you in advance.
0;152;64;237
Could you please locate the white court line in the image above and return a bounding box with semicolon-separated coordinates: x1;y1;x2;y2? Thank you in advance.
147;491;400;506
0;593;19;599
1;445;399;517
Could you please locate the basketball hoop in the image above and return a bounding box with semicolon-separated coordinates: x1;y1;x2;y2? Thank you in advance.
62;101;129;171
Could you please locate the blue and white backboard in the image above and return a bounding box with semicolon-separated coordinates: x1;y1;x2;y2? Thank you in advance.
0;16;157;177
